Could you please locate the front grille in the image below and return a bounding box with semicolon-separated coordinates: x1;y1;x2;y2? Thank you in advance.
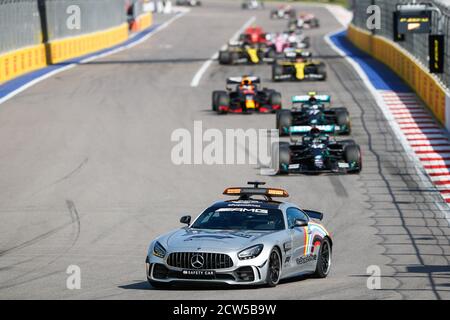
167;252;233;270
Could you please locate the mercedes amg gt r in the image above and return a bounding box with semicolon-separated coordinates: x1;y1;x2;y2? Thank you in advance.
146;182;333;288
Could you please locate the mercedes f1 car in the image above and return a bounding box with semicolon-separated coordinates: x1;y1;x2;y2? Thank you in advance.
276;93;351;136
146;182;332;288
272;56;326;82
212;76;282;114
271;128;362;175
270;5;296;19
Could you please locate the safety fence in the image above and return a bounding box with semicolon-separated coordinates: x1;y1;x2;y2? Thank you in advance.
350;0;450;90
349;0;450;129
0;0;152;84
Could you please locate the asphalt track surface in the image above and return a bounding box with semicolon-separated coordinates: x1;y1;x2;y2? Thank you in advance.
0;0;449;300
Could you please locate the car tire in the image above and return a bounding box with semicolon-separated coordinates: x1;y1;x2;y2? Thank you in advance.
277;110;292;136
317;63;327;81
313;238;332;278
344;144;362;173
219;51;231;65
216;91;230;114
278;142;291;175
212;91;220;111
335;108;351;134
269;92;282;112
266;248;282;287
272;64;284;82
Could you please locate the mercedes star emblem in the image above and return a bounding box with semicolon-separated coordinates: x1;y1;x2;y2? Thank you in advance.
190;254;205;269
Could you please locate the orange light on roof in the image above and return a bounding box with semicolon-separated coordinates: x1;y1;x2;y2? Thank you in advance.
267;189;289;197
224;188;241;195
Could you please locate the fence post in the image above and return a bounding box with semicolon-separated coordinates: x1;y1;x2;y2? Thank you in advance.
37;0;51;64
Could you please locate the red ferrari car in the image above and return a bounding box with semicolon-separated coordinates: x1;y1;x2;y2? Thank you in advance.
239;27;268;45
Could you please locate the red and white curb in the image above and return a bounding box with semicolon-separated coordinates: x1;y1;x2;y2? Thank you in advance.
381;91;450;203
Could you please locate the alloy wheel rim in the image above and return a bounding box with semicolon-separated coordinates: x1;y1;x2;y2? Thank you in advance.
321;242;331;274
269;251;281;283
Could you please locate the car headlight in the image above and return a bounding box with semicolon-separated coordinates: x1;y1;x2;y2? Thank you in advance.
153;241;166;258
238;244;264;260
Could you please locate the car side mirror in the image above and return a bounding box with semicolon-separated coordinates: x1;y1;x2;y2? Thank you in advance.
180;215;191;225
294;219;308;228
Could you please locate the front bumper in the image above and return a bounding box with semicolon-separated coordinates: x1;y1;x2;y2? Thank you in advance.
146;255;270;286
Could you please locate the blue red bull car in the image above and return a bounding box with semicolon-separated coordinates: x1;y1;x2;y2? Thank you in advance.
212;76;282;114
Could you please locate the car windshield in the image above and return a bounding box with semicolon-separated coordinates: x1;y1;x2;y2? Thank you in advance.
191;207;285;231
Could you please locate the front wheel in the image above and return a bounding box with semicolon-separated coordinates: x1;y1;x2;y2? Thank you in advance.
266;248;282;287
313;238;332;278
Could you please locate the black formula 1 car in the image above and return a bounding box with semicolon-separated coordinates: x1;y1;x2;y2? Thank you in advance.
276;93;351;136
219;42;276;65
272;57;326;82
271;128;362;175
212;76;282;114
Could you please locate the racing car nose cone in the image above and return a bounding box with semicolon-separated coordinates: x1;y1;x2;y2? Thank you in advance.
190;254;205;269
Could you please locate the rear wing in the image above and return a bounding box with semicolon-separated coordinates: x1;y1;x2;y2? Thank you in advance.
226;77;261;88
292;94;331;105
289;125;338;135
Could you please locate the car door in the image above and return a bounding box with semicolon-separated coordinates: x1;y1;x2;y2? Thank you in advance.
285;207;310;274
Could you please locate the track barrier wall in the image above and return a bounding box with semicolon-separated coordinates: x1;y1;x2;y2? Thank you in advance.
348;1;450;130
0;0;152;84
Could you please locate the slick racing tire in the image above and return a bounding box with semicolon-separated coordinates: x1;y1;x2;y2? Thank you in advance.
219;51;232;65
276;110;292;136
216;91;230;114
148;279;171;289
313;238;332;278
317;63;327;81
269;92;282;113
278;142;291;175
272;64;284;82
266;248;282;287
212;91;221;111
335;108;351;134
344;144;362;173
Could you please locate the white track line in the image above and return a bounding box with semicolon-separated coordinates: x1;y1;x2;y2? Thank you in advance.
0;12;187;107
190;16;256;87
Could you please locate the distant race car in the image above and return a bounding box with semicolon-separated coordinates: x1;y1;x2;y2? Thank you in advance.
288;13;320;30
242;0;264;10
239;26;268;45
219;42;276;65
265;33;311;55
212;76;282;114
271;128;362;175
272;57;326;82
175;0;202;6
270;5;296;19
276;93;351;136
146;182;333;288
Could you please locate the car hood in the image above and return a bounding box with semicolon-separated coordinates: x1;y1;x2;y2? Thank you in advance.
163;228;275;251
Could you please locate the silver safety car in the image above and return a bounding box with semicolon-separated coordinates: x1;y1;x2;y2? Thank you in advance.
146;182;332;288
